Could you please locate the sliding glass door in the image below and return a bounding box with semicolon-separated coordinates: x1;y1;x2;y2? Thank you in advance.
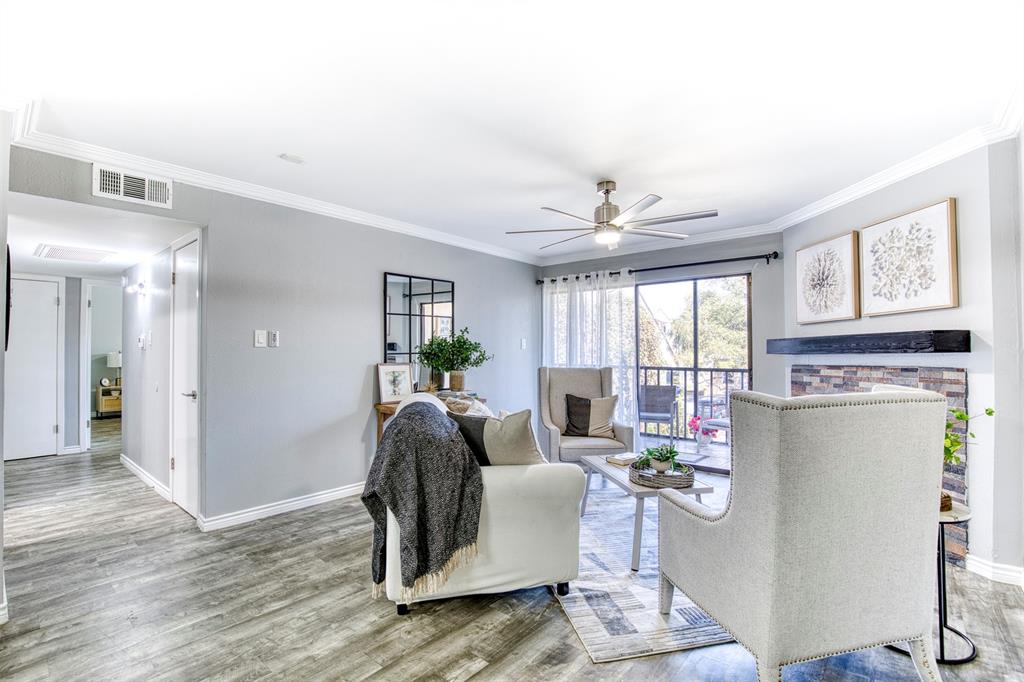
636;274;751;447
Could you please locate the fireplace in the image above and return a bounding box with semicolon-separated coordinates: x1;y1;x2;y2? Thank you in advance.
791;365;968;565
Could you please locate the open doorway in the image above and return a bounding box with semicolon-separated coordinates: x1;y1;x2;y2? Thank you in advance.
4;192;202;517
82;280;123;451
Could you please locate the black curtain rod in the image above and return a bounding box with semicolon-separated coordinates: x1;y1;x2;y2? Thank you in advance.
535;251;779;285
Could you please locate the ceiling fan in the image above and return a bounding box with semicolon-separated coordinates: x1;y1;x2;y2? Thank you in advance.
506;180;717;250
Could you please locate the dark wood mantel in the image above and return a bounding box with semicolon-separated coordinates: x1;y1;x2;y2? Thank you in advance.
767;330;970;355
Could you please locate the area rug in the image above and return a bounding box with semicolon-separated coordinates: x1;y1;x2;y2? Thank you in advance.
555;482;733;663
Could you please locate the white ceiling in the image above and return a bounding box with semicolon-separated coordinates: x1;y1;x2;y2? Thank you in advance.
7;193;199;278
2;1;1022;264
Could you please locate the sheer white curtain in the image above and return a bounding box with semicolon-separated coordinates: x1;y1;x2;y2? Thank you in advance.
542;270;637;426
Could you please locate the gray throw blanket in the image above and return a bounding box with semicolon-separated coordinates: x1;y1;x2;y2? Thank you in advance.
361;402;483;601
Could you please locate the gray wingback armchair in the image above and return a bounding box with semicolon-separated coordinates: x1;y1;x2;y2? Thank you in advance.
658;389;948;681
538;367;634;462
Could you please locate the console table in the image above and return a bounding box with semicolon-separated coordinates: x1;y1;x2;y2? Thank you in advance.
374;395;487;441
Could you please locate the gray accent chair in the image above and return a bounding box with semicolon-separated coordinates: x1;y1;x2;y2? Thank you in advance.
538;367;634;462
659;389;948;682
638;384;680;445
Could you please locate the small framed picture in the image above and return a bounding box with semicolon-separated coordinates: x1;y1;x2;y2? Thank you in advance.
860;198;959;316
795;231;860;324
377;363;413;403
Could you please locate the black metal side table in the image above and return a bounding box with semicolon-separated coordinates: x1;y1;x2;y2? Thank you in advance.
888;502;977;664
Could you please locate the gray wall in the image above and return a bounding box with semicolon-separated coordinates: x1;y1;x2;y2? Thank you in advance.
539;233;787;398
11;148;542;519
64;277;80;448
1;110;10;621
122;251;173;486
90;284;122;411
779;141;1022;573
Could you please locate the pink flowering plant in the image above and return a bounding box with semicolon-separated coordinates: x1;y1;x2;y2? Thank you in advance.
688;415;718;439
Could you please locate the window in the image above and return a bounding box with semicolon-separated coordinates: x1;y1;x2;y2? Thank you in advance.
637;274;751;442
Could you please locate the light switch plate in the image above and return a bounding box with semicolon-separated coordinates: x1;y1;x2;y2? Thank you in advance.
254;329;268;348
268;330;280;347
520;337;527;350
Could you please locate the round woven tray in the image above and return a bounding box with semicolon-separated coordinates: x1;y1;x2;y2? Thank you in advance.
629;462;695;489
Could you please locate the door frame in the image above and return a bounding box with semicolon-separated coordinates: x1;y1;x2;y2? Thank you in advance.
9;273;65;456
78;277;121;452
169;230;204;519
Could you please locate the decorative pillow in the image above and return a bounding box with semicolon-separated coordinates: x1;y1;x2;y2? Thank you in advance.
444;397;494;417
564;394;617;438
447;409;547;466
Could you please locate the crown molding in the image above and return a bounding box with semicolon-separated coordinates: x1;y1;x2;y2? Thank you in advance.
768;88;1024;233
9;89;1023;269
10;101;540;266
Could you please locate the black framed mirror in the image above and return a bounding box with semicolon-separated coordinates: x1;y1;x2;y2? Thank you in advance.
384;272;455;388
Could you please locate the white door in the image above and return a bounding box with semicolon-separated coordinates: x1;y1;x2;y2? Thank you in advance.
171;239;200;516
4;277;61;460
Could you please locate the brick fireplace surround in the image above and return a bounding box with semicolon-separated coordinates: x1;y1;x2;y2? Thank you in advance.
791;365;968;565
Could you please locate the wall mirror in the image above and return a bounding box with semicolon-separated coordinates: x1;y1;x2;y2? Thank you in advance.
384;272;455;387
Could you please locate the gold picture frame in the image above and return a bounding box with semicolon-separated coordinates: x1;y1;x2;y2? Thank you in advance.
859;198;958;317
795;231;860;324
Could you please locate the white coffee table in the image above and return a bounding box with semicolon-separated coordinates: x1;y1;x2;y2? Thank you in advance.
579;454;715;571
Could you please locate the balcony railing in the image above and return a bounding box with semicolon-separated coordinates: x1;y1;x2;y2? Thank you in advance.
638;365;750;443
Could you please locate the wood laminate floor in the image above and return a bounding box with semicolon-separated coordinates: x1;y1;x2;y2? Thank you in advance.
2;423;1023;681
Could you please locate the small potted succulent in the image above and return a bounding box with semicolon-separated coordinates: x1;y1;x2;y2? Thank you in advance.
636;444;679;473
942;406;994;510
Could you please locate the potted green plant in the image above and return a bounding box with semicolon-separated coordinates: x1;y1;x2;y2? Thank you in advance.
636;444;678;473
942;406;994;510
417;327;492;392
418;334;450;390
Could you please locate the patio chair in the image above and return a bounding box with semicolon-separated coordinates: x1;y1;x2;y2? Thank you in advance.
639;384;680;445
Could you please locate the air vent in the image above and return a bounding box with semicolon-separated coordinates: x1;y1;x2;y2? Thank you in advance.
34;244;116;263
92;164;173;208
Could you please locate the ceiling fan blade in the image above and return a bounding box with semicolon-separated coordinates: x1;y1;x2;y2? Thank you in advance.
611;194;661;226
540;207;598;227
539;232;593;250
628;228;690;241
625;209;718;228
505;227;593;235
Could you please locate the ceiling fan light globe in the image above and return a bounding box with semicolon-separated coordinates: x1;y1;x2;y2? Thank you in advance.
594;230;621;245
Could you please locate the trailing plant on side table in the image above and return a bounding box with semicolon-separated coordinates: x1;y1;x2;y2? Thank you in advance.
941;406;994;511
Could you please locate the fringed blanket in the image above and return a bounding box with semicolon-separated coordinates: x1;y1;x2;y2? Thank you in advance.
361;401;482;602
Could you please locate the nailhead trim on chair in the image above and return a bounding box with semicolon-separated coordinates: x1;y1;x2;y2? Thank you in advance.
659;577;926;679
730;394;946;411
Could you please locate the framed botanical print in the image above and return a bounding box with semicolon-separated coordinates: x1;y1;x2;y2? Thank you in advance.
795;231;860;324
377;363;413;403
859;199;958;316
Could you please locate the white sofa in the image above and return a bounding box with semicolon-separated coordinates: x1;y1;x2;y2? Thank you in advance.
384;394;586;612
659;389;948;682
538;366;635;461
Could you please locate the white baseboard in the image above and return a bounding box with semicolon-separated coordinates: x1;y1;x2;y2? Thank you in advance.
61;445;83;455
0;585;8;625
120;453;172;502
197;482;365;532
965;554;1024;590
